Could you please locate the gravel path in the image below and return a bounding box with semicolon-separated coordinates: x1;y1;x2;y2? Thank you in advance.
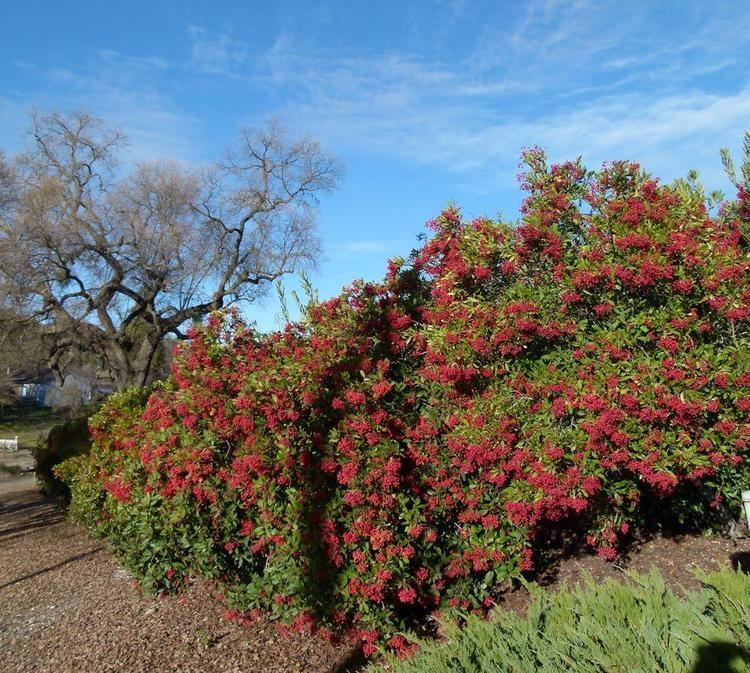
0;480;359;673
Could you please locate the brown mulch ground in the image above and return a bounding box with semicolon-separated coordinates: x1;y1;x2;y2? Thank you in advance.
2;475;750;672
0;480;359;673
497;528;750;616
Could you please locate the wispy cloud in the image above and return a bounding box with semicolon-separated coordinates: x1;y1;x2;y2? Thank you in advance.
187;25;247;74
4;1;749;195
2;55;200;165
244;5;750;191
458;88;750;187
342;241;390;254
97;49;171;71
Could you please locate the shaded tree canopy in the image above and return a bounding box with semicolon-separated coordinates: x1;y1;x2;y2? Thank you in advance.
0;112;342;390
0;308;48;378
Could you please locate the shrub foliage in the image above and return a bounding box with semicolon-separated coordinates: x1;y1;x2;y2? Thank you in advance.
60;148;750;653
35;414;92;500
370;568;750;673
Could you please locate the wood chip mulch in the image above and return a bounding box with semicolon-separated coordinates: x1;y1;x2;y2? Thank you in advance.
496;527;750;616
0;481;360;673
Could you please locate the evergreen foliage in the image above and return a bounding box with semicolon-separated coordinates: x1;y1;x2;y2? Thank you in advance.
59;143;750;652
371;568;750;672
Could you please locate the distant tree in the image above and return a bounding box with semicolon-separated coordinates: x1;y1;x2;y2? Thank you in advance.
0;112;342;390
0;372;17;412
0;308;48;379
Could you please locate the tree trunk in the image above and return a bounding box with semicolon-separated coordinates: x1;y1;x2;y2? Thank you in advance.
129;333;161;389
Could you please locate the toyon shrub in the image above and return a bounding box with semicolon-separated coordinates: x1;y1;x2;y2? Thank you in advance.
58;146;750;655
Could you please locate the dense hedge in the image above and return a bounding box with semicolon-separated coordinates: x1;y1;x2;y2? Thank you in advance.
371;568;750;672
59;149;750;654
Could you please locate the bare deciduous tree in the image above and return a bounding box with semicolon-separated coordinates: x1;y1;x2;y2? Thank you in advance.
0;112;341;390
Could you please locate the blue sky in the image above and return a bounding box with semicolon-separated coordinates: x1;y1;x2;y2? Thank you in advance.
2;0;750;330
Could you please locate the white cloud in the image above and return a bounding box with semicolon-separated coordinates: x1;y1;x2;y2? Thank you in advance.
4;1;749;197
248;8;750;193
97;49;171;71
187;25;246;75
0;56;200;166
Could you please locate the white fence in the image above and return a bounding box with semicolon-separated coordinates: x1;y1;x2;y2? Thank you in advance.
0;436;18;451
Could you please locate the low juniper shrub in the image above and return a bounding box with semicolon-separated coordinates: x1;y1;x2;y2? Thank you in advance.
370;568;750;673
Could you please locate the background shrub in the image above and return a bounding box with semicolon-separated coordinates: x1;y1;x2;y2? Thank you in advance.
35;414;93;501
61;147;750;653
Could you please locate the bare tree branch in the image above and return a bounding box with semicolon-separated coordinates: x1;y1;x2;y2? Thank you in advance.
0;112;341;390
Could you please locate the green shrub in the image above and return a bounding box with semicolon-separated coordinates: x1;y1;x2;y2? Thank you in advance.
60;146;750;653
35;414;93;500
0;462;22;475
371;568;750;672
56;387;151;520
697;566;750;649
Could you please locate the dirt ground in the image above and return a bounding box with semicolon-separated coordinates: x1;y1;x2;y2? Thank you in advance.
2;473;750;673
0;479;359;673
0;446;35;473
497;528;750;616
